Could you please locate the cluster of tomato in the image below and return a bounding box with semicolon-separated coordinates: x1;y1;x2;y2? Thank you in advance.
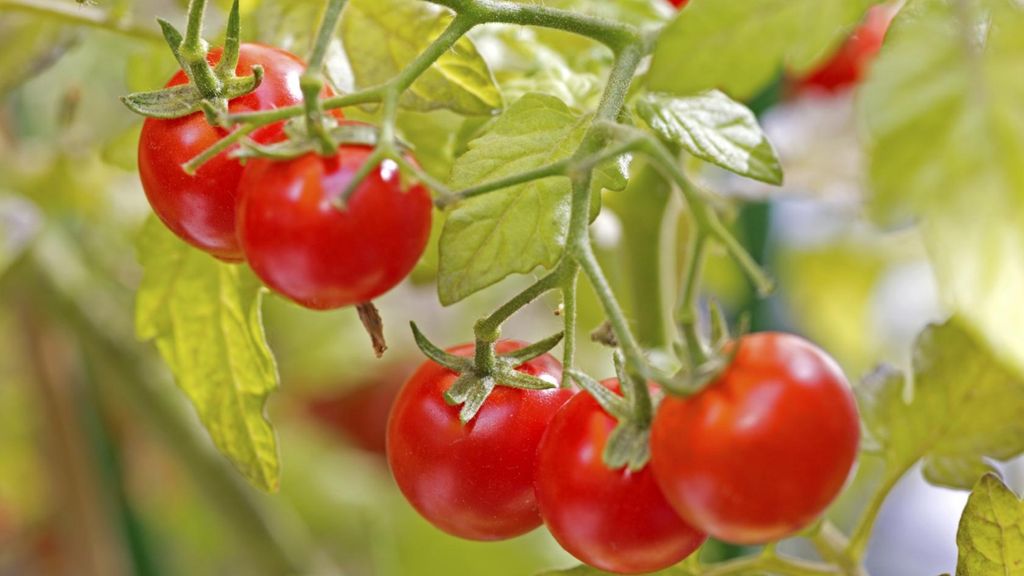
138;44;433;310
386;333;860;574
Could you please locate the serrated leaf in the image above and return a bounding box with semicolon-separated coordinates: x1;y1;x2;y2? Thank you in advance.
648;0;877;99
438;93;589;305
135;218;280;492
340;0;501;115
955;474;1024;576
861;0;1024;379
636;91;782;184
857;321;1024;490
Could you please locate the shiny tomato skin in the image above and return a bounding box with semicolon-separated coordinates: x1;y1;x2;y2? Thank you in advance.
651;332;860;545
795;5;894;93
138;44;335;261
237;143;432;309
386;341;572;541
535;379;706;574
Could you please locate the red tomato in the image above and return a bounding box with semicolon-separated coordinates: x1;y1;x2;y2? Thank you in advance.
535;380;705;574
795;5;895;93
138;44;337;261
651;333;860;545
386;341;572;541
668;0;688;8
237;141;432;309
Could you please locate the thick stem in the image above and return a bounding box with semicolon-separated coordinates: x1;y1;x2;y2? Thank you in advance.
179;0;222;100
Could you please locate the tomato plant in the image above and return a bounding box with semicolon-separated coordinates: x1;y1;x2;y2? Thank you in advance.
238;142;433;309
386;340;572;541
5;0;1022;573
651;333;860;544
137;43;336;261
535;379;706;574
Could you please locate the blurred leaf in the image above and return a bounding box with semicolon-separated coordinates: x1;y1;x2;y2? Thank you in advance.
439;93;601;305
954;474;1024;576
857;320;1024;489
648;0;877;99
636;91;782;184
0;15;77;95
340;0;502;115
861;0;1024;378
501;65;604;113
0;194;41;277
135;218;280;492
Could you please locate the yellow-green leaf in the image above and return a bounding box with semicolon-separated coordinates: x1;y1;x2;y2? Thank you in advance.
955;474;1024;576
861;0;1024;379
135;218;280;492
857;321;1024;490
340;0;502;115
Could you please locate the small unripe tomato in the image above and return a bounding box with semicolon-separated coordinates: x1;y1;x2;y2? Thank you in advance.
651;333;860;544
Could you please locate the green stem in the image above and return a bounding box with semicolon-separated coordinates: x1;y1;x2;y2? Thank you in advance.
301;0;348;155
438;159;572;207
474;267;564;341
678;231;708;366
181;124;256;175
848;471;901;560
228;85;388;124
179;0;222;100
0;0;161;40
429;0;639;49
560;263;580;388
391;14;478;91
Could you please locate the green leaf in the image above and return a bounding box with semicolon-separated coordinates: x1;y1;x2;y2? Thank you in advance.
857;320;1024;490
955;474;1024;576
437;93;587;305
648;0;876;99
636;91;782;184
861;0;1024;378
340;0;501;115
135;218;280;492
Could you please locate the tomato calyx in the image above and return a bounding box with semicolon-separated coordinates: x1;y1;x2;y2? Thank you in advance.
120;0;262;122
658;299;745;397
567;355;657;472
410;323;564;423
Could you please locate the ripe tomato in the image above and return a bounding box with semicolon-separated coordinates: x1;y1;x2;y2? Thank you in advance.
535;380;705;574
668;0;688;8
237;141;432;309
650;332;859;545
138;43;336;261
386;341;572;541
794;5;894;93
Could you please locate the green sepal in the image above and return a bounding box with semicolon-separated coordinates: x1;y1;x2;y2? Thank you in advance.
567;369;630;420
498;331;564;366
157;18;187;70
215;0;243;79
120;67;262;120
409;322;474;373
499;368;558;391
234;121;380;161
603;421;651;472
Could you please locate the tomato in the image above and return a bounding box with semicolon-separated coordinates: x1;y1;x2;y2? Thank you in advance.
138;43;337;261
668;0;688;8
535;380;705;574
794;5;894;93
237;141;432;309
386;341;572;541
650;332;859;545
